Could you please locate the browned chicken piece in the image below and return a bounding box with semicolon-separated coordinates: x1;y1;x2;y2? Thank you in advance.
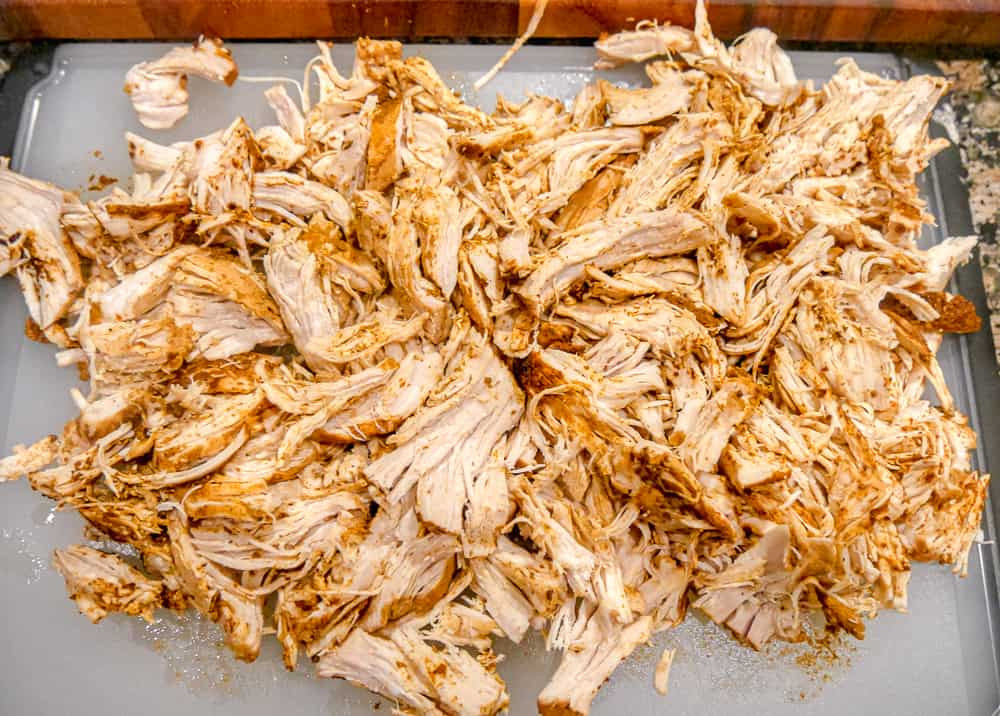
53;545;165;623
0;2;989;711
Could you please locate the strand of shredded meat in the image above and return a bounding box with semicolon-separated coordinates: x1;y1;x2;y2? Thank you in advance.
0;4;989;714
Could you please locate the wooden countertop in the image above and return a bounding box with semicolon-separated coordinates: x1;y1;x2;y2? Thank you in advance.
1;0;998;44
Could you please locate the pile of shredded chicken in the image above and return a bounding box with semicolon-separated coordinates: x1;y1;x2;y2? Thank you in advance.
0;6;989;714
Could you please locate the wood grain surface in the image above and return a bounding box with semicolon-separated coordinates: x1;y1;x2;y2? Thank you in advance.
0;0;998;43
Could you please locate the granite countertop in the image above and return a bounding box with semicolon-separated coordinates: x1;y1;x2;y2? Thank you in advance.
937;59;1000;366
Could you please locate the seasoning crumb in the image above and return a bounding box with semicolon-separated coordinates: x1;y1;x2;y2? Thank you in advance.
86;173;116;191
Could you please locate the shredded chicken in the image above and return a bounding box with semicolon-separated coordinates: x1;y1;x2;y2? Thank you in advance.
124;37;238;129
0;6;989;714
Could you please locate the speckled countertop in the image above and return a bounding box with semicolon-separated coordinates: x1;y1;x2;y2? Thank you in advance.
937;60;1000;365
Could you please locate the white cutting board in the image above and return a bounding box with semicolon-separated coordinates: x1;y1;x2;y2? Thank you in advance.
0;43;997;716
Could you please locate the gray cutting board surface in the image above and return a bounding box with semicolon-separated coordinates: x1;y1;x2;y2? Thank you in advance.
0;43;997;716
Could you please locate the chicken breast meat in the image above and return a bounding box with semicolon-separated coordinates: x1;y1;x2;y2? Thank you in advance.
0;5;990;714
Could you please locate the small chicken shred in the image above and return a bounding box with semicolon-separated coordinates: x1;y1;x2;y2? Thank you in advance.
0;4;989;714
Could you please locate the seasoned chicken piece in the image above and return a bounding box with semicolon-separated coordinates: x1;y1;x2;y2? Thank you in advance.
306;312;425;367
215;422;318;488
654;648;676;696
82;315;195;388
784;280;903;413
262;360;397;458
365;329;523;536
517;344;665;485
418;598;500;651
594;23;695;69
125;131;184;172
190;490;367;572
188;117;260;215
53;545;164;623
386;199;449;339
389;625;509;716
0;168;83;333
463;444;513;557
698;236;748;324
253;171;352;229
365;95;403;192
516;209;713;313
125;38;238;129
263;227;342;372
416;185;465;298
260;360;394;416
470;558;536;643
152;390;263;473
400;102;455;179
316;629;443;715
392;56;490;130
554;156;635;233
352;189;392;264
538;609;653;716
676;373;758;472
724;28;804;105
75;386;150;439
264;84;305;143
166;511;264;661
693;525;800;648
527;127;647;217
167;250;288;359
556;297;724;371
0;435;58;482
316;348;444;443
725;227;834;365
256;126;306;170
916;235;977;292
609;113;731;216
600;70;695;125
570;84;607;130
0;232;22;276
96;245;195;320
490;535;567;618
273;504;404;662
359;531;461;631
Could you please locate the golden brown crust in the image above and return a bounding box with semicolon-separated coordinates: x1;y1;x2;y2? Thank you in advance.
365;96;402;192
924;290;982;333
